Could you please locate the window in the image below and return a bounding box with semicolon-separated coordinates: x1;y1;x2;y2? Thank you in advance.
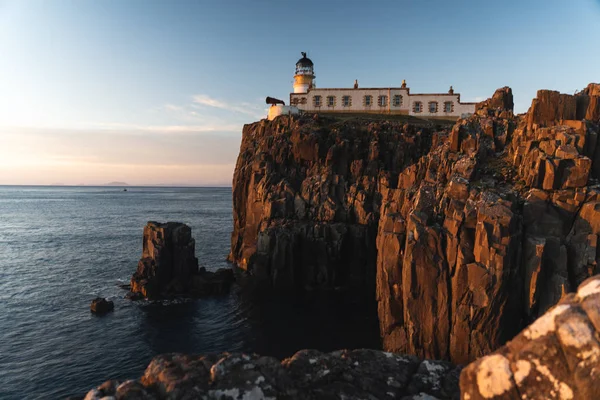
364;95;373;106
378;95;388;107
428;102;438;113
342;95;352;107
313;95;321;107
300;97;307;104
327;96;336;107
413;101;423;113
393;95;403;107
291;98;299;105
444;101;454;113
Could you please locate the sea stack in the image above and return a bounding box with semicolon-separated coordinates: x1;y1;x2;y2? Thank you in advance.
130;222;234;299
130;222;199;298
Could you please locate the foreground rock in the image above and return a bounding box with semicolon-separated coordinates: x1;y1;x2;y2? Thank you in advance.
460;274;600;399
130;222;234;299
78;349;462;400
229;83;600;363
90;297;114;315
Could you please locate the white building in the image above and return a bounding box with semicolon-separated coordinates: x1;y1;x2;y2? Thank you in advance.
289;53;475;120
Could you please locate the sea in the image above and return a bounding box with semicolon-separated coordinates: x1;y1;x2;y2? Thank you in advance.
0;186;380;399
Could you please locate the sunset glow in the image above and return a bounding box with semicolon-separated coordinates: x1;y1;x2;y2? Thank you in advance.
1;0;599;185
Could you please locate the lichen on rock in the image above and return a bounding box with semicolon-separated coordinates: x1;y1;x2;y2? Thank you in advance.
78;349;463;400
459;275;600;399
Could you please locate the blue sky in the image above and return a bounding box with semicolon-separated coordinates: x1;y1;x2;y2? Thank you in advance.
0;0;599;185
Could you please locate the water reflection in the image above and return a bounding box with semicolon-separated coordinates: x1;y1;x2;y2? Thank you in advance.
135;284;381;361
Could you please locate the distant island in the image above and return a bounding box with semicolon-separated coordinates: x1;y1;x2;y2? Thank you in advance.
102;182;130;186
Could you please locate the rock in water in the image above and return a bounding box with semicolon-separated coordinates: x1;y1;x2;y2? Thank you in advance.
130;221;234;299
460;274;600;399
90;297;114;315
131;221;199;298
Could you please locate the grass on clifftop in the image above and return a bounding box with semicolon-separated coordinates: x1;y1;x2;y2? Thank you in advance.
313;112;457;127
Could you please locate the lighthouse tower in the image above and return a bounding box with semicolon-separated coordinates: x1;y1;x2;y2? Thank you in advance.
293;52;315;94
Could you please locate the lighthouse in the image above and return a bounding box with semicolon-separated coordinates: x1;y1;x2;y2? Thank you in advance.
293;52;315;94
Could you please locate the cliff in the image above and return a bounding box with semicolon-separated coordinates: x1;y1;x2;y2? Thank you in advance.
230;84;600;364
229;115;442;292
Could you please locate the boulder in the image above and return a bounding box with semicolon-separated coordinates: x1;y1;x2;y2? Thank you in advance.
459;274;600;400
90;297;114;315
190;267;235;296
526;90;577;130
576;83;600;121
476;86;514;113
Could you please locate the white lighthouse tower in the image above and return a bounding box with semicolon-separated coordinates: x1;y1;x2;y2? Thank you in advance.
293;52;315;94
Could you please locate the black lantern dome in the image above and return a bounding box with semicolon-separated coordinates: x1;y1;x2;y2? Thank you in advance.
295;52;314;75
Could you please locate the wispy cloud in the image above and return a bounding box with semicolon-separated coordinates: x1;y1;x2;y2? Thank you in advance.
89;122;241;133
192;94;265;119
164;104;184;112
192;95;229;109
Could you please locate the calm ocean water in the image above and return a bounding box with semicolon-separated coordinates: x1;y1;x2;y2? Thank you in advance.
0;186;380;399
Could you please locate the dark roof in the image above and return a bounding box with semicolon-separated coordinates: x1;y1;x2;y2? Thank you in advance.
296;52;313;67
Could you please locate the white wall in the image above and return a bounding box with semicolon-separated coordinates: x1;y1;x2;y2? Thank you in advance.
291;88;475;118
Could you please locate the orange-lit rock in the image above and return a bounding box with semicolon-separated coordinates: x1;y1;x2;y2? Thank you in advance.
230;84;600;364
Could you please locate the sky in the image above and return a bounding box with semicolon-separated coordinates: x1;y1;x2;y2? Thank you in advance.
0;0;599;186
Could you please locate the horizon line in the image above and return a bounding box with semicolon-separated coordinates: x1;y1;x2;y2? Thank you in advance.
0;184;233;188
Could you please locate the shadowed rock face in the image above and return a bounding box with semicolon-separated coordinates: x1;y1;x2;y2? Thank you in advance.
131;222;198;298
78;349;462;400
460;274;600;400
230;84;600;364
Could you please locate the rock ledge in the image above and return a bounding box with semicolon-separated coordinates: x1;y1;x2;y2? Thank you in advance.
79;349;461;400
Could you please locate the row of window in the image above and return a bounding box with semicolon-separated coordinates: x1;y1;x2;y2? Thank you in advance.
313;95;402;108
312;95;454;113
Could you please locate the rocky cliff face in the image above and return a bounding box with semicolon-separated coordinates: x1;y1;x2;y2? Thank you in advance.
377;85;600;364
230;84;600;363
229;116;440;292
